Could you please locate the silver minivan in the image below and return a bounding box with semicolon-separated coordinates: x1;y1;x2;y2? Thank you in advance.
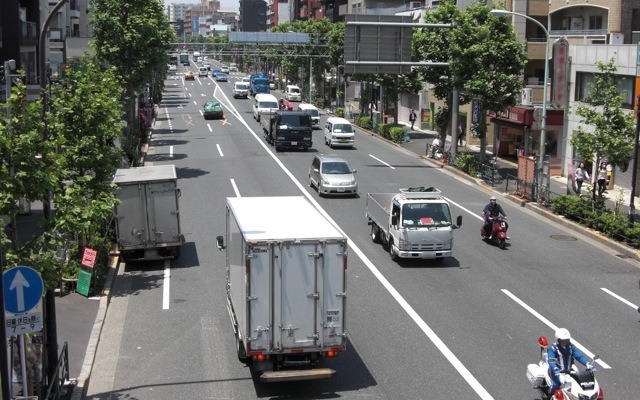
324;117;355;148
308;154;358;197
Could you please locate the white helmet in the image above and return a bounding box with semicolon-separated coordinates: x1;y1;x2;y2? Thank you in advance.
555;328;571;341
490;196;497;200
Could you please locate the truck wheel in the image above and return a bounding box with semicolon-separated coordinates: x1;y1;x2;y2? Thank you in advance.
389;240;399;262
371;224;381;244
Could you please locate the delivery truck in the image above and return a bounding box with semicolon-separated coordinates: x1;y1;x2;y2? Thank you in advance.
367;187;462;261
113;164;183;261
216;196;347;382
260;110;313;151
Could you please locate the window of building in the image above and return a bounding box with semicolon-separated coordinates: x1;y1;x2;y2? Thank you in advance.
575;71;634;109
589;15;603;30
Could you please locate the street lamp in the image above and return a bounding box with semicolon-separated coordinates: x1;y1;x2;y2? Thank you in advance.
491;9;549;199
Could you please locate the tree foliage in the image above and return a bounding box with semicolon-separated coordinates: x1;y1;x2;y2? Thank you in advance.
412;0;526;149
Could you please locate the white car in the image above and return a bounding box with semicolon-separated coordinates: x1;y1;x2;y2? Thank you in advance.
241;76;251;83
203;61;211;70
221;65;230;73
168;64;177;72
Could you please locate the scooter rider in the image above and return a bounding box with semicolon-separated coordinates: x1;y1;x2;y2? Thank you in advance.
482;196;508;238
548;328;594;395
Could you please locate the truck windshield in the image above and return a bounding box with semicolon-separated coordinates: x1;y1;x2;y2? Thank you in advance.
402;203;451;227
253;78;269;85
278;114;310;128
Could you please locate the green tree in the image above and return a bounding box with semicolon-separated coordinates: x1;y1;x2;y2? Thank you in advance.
413;1;526;156
571;58;635;202
91;0;176;162
0;75;62;287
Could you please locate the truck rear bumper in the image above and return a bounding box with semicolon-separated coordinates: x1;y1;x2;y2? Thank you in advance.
260;368;336;382
398;250;452;259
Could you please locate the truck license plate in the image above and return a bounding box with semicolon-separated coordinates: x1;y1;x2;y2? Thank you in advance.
291;141;297;145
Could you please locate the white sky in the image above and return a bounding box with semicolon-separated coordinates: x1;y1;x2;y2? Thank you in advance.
164;0;240;12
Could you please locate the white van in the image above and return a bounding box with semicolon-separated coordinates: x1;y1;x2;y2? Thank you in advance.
198;67;208;77
253;93;279;122
297;103;320;128
229;63;238;71
233;81;249;99
324;117;355;148
285;84;301;101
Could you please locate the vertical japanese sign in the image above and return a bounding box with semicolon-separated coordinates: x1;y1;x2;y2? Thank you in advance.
552;38;569;107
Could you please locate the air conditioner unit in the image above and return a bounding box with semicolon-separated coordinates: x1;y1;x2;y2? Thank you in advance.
521;88;533;106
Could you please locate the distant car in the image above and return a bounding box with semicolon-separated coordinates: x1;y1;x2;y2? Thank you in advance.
220;65;230;73
182;60;190;66
229;63;238;72
203;61;211;70
241;76;251;83
168;64;177;72
214;72;228;82
233;82;250;99
203;101;224;120
309;154;358;197
269;80;276;90
184;71;195;81
198;67;209;77
211;69;221;77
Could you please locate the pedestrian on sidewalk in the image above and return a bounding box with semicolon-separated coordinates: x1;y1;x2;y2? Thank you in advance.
409;109;417;130
369;101;377;122
597;162;607;196
574;161;589;196
457;123;464;146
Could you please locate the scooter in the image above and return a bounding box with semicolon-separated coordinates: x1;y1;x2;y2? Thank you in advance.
526;336;604;400
480;215;508;249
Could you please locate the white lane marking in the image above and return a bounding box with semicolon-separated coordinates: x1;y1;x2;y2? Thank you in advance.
601;287;638;310
444;197;484;221
230;179;240;197
207;123;212;132
227;127;494;399
163;259;170;310
193;100;197;106
216;144;224;157
502;289;611;369
369;154;396;169
169;146;173;158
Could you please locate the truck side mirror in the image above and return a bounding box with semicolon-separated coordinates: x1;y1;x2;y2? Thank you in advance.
216;235;225;250
391;215;398;226
454;215;462;228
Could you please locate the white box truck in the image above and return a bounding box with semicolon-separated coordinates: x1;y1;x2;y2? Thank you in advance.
367;187;462;261
216;196;347;382
113;165;183;261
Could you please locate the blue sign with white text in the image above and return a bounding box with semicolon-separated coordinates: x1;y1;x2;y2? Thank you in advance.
3;266;44;314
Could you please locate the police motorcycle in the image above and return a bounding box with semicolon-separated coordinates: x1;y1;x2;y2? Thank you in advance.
526;336;603;400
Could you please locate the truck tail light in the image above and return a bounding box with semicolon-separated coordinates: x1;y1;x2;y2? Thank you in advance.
326;350;339;358
252;353;266;362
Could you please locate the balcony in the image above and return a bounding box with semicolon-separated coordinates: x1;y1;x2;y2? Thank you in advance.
70;9;81;19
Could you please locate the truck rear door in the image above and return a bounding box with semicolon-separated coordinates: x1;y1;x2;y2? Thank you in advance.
146;181;181;246
319;242;346;347
116;183;148;246
275;242;319;350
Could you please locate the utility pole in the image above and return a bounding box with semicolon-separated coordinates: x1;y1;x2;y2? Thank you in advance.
39;0;69;391
1;58;17;400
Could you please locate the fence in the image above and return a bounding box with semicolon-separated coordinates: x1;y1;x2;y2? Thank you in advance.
44;342;70;400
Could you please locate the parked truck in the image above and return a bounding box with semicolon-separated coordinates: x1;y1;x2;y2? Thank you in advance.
367;187;462;261
216;196;347;382
260;110;313;151
113;165;184;261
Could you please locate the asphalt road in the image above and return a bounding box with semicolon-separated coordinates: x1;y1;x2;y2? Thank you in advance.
85;60;640;400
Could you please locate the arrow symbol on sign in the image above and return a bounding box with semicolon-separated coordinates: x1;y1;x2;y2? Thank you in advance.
9;270;30;312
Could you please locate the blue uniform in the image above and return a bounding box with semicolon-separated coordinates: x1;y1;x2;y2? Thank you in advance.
547;341;590;394
482;203;506;236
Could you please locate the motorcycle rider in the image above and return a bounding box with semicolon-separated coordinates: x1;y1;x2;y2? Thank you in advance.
482;196;508;238
547;328;594;395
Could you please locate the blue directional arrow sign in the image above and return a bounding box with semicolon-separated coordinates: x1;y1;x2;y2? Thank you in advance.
3;266;44;314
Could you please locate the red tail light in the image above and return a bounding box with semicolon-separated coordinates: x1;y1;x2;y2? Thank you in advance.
553;390;565;400
252;353;266;362
326;350;341;358
597;388;604;399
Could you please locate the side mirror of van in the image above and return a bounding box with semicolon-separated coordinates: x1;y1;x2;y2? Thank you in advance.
453;215;463;229
216;235;225;250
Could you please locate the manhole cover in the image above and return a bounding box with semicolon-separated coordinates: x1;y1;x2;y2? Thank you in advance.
550;235;577;241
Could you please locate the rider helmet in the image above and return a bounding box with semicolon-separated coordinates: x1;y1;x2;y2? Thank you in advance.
555;328;571;341
489;196;497;201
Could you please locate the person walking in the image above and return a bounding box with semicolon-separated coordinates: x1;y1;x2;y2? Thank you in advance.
409;109;417;130
457;123;464;146
369;101;377;122
597;163;607;196
574;161;589;196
